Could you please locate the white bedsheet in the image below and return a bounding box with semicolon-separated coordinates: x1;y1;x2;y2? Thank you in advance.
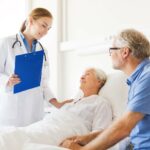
0;109;89;150
22;143;70;150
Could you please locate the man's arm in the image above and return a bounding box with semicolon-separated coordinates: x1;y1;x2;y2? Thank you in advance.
78;131;102;145
81;111;144;150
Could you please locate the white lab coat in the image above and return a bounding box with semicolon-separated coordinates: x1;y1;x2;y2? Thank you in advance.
0;33;54;127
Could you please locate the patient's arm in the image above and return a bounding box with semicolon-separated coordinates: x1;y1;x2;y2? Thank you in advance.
49;98;73;108
60;130;102;147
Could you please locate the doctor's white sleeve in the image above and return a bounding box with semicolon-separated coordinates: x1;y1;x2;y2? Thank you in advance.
41;49;56;102
0;38;11;92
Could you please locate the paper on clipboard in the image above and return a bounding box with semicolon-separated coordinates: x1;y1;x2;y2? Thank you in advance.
14;50;44;94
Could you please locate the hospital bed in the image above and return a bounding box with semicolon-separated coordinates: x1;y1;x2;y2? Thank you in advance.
0;71;128;150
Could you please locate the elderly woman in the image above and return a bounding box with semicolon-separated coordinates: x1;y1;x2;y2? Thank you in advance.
60;67;112;147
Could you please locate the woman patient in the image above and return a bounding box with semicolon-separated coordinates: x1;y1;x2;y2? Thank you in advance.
25;67;112;147
59;67;113;147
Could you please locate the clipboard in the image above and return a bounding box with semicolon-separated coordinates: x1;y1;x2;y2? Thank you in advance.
14;50;44;94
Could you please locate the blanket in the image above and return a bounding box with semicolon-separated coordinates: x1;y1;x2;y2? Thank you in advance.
0;109;89;150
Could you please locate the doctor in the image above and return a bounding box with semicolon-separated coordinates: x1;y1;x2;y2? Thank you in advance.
0;7;70;127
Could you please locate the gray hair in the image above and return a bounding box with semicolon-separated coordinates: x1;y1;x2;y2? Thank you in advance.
114;29;150;60
88;68;107;87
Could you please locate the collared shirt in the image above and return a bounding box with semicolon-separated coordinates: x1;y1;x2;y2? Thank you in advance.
127;58;150;149
20;32;37;53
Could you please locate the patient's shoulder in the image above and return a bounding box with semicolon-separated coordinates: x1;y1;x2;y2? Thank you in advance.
95;95;112;108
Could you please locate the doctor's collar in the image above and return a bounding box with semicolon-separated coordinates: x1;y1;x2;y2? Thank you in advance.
19;32;37;43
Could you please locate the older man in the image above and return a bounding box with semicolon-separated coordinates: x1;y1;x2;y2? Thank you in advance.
62;29;150;150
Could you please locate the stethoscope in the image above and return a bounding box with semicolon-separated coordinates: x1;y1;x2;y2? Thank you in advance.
12;34;47;61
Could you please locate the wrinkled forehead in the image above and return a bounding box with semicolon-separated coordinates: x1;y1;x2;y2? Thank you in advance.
84;69;99;79
84;69;95;74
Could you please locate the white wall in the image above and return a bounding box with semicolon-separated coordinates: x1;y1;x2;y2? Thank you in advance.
0;0;27;38
31;0;150;100
59;0;150;99
66;0;150;41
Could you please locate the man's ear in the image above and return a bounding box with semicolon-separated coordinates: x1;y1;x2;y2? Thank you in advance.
121;47;131;59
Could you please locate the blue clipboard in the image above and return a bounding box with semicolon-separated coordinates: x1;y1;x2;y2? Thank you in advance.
14;50;44;94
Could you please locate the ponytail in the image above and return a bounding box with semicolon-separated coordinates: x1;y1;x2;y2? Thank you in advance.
20;20;26;32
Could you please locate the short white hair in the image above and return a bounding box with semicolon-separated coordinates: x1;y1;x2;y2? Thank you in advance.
87;67;107;86
95;68;107;85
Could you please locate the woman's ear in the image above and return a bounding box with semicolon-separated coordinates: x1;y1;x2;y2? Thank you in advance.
98;80;104;88
28;16;34;25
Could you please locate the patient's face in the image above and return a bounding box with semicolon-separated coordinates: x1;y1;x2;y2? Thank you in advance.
80;69;100;90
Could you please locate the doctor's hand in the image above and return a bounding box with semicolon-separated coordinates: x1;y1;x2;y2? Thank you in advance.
50;98;73;108
7;74;21;87
61;99;73;106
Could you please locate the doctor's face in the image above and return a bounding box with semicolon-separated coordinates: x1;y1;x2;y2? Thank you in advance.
80;69;101;91
30;17;52;40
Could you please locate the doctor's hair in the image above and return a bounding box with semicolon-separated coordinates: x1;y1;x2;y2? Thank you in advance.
20;7;53;32
114;28;150;60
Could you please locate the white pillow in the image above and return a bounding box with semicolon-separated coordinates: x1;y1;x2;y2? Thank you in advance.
99;71;128;119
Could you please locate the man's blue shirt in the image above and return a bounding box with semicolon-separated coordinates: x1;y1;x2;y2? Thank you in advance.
127;58;150;149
